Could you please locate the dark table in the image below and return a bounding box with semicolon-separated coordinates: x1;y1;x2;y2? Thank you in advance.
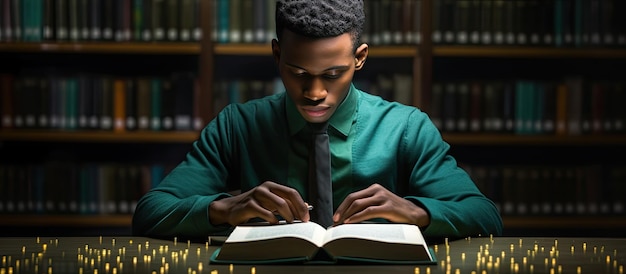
1;236;624;273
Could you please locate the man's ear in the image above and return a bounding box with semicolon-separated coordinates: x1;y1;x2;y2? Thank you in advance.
354;43;368;70
271;39;281;64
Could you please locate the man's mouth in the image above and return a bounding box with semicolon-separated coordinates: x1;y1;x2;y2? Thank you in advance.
303;106;330;117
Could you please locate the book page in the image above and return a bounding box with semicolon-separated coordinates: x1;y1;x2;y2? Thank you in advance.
323;223;426;245
321;223;432;262
225;221;327;247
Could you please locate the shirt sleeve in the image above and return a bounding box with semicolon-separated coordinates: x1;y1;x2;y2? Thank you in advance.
132;106;237;238
402;110;503;238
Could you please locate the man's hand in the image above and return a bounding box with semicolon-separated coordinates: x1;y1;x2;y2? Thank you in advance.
333;183;430;227
209;181;310;226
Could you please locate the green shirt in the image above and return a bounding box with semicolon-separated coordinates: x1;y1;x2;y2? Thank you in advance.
132;84;503;238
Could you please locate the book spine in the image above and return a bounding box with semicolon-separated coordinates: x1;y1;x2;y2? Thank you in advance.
173;72;194;131
455;82;469;132
37;77;49;129
193;77;203;130
55;0;67;40
379;0;391;44
442;82;457;132
228;0;240;43
0;74;14;129
179;0;193;41
65;77;78;130
166;0;178;41
160;78;174;130
215;0;230;43
77;76;91;129
469;81;482;132
133;0;143;41
12;0;21;41
150;77;162;131
265;0;274;40
89;75;101;129
79;0;90;40
113;78;126;132
141;0;152;41
102;0;113;40
192;0;201;41
90;0;101;40
241;0;253;43
136;77;151;130
252;0;265;43
125;78;137;131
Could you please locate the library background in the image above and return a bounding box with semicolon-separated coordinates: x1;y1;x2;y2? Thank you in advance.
0;0;624;237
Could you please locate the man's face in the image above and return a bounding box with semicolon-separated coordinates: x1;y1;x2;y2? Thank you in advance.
272;30;366;123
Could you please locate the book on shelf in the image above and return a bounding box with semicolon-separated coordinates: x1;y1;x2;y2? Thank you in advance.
1;0;201;42
210;221;436;265
0;163;173;215
0;73;202;132
464;163;626;217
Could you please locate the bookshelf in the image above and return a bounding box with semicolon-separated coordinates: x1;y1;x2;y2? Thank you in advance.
0;0;211;236
1;0;625;237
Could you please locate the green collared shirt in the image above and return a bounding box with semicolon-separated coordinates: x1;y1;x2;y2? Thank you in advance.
132;84;503;238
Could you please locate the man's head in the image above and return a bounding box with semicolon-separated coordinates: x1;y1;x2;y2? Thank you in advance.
272;0;368;124
275;0;365;51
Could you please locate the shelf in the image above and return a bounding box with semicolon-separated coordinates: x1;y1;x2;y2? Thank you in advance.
433;46;626;59
0;42;201;54
213;43;418;57
1;215;624;230
0;130;199;143
503;216;626;229
441;133;626;146
0;214;132;227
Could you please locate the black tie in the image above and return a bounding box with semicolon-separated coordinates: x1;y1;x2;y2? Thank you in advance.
308;122;333;228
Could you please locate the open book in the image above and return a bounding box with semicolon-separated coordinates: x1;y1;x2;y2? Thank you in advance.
210;221;436;264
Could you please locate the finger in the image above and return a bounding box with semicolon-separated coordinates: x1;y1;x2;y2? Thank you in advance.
343;204;385;224
334;194;380;225
237;199;280;225
333;186;378;223
252;182;302;222
266;183;309;222
271;197;297;222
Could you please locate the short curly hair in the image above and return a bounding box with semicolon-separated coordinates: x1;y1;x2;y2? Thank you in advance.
275;0;365;51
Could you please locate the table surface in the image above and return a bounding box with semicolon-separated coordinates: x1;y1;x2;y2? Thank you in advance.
1;236;624;274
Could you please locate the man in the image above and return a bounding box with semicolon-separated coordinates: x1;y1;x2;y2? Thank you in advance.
132;0;503;239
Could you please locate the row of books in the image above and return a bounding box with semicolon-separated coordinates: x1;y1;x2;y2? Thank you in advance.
2;161;623;217
211;0;626;47
0;163;174;215
212;77;284;116
211;0;423;45
462;164;626;216
434;0;626;47
0;0;202;42
211;74;414;117
0;73;204;132
430;79;626;135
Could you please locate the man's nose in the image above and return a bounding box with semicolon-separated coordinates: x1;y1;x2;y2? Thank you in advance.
303;77;327;101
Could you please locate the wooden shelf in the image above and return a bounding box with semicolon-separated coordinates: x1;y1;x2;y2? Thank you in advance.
0;42;201;54
441;133;626;146
0;215;132;227
433;46;626;59
213;43;418;57
1;215;624;230
503;216;626;229
0;130;199;143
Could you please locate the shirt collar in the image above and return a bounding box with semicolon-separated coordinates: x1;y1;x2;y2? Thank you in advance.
287;83;358;137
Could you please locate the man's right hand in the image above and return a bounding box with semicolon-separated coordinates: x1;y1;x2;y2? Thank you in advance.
208;181;310;226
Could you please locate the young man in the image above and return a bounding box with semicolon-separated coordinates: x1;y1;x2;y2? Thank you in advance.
132;0;503;239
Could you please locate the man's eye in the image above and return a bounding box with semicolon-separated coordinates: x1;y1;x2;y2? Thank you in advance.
324;73;342;79
293;71;307;77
